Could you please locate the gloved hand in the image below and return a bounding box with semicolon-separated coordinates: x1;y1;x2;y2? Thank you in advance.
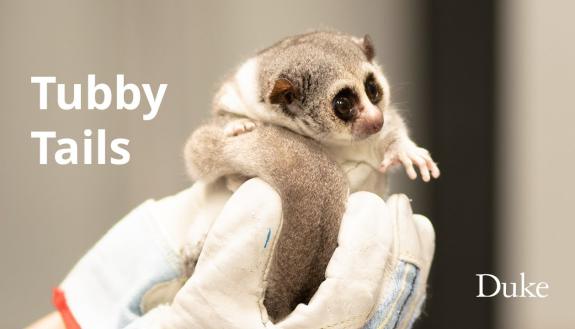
57;178;434;329
123;179;435;329
361;194;434;329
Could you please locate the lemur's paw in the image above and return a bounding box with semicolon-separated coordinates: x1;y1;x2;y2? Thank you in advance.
224;119;258;137
379;141;440;182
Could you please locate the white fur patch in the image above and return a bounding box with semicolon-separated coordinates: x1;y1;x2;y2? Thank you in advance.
216;58;308;134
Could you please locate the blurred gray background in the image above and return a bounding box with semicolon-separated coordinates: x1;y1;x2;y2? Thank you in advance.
498;0;575;328
1;1;574;328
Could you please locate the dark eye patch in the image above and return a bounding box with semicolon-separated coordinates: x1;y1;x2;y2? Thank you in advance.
332;88;358;122
364;73;382;104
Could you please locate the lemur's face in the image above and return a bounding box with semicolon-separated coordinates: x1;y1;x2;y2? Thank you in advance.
261;32;390;144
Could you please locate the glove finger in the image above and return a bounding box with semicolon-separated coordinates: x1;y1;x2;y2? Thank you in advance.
413;214;435;280
392;215;435;329
412;214;435;276
172;178;282;328
278;192;392;329
365;197;435;329
386;194;424;267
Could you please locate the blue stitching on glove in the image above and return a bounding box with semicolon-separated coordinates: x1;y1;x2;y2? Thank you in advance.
264;228;272;248
362;261;420;329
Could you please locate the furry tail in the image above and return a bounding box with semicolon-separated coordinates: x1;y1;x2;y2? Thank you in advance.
184;122;348;322
184;123;235;182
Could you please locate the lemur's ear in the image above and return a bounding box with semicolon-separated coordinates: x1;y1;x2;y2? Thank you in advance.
356;34;375;61
269;78;300;105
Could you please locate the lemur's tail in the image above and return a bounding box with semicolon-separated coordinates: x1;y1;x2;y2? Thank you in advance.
184;123;233;182
184;122;349;322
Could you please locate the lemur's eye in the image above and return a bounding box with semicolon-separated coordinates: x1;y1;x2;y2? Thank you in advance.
364;74;382;104
332;88;357;121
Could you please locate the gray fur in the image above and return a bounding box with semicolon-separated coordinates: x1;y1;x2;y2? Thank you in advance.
185;121;348;321
186;31;385;321
254;31;380;142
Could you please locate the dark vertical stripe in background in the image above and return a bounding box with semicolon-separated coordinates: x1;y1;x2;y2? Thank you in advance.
419;1;497;328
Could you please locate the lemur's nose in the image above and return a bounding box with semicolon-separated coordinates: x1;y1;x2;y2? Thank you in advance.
353;104;383;138
362;104;383;131
368;115;384;133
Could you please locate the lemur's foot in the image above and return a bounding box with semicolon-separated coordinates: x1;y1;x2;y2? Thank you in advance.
224;119;258;137
379;141;440;182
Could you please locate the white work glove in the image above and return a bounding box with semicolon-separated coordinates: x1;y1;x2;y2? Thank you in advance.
124;179;435;329
361;194;434;329
58;177;434;329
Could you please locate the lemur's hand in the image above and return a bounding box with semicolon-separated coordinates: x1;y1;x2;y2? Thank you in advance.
378;138;440;182
223;118;258;137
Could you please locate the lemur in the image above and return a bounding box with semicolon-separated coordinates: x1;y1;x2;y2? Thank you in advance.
185;31;439;322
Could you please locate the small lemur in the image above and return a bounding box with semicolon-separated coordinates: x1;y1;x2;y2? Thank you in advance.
185;31;439;321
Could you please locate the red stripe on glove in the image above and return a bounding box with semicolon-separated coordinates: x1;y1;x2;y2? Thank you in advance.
52;288;81;329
